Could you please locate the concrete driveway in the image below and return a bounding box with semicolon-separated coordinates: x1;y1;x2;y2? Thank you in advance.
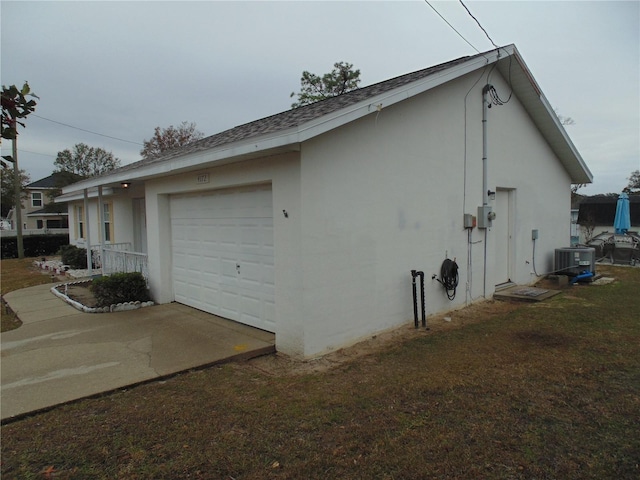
1;283;275;421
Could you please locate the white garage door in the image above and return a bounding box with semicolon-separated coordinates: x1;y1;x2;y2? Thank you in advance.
170;185;275;332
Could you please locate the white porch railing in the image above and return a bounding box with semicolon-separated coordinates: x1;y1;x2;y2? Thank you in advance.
90;244;149;281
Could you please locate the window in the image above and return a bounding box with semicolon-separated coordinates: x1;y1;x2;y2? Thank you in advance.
75;205;84;239
103;202;113;242
37;220;44;229
31;192;42;207
47;219;64;228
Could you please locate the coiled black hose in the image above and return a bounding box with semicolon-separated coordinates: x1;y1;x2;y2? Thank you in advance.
437;258;459;301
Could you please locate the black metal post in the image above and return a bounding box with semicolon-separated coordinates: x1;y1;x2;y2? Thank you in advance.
418;271;427;329
411;270;418;328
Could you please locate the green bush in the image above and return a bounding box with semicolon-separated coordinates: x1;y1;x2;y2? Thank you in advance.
90;272;151;307
0;234;70;259
59;244;93;269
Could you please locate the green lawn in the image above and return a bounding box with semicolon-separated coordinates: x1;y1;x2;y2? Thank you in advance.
2;264;639;479
1;257;56;332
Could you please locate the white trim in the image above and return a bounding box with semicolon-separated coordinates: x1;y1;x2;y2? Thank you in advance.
59;44;591;194
55;187;116;203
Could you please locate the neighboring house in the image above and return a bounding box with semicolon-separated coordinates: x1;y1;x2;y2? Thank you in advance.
6;172;71;233
577;195;640;243
57;45;592;358
570;194;585;246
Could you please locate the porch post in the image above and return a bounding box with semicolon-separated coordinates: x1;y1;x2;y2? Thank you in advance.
98;185;105;276
83;188;91;275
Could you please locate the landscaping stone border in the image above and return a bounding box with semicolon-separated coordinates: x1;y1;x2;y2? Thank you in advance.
51;280;154;314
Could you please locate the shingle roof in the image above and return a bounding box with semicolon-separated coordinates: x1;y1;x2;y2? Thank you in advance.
26;206;68;216
577;195;640;226
26;172;84;189
59;43;592;195
26;172;64;189
110;52;480;176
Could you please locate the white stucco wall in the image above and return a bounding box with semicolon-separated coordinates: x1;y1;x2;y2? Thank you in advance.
106;70;576;359
67;187;142;249
143;153;304;355
486;73;573;285
296;70;573;357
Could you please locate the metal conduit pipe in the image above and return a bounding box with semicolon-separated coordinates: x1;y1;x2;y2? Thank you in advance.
482;84;492;207
482;84;492;298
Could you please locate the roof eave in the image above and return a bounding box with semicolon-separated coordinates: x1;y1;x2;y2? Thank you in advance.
62;44;592;194
497;47;593;184
62;53;497;196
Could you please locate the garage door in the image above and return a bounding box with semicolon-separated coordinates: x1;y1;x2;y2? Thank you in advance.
170;185;275;332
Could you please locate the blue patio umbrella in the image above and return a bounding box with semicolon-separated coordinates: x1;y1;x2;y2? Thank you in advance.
614;192;631;234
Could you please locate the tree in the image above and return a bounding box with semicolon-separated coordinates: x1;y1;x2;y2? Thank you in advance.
140;121;204;159
580;212;597;243
571;183;586;204
623;170;640;194
0;167;29;218
1;83;38;139
2;81;38;258
554;108;575;126
290;61;361;108
54;143;121;177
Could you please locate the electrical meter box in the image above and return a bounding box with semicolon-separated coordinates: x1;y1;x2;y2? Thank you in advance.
463;214;476;229
477;205;495;229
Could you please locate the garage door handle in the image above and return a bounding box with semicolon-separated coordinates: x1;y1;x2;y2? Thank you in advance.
236;263;240;274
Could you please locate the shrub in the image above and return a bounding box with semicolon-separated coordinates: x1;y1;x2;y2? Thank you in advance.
90;272;151;307
59;244;93;269
0;234;69;259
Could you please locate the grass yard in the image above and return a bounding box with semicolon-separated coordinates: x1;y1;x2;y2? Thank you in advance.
1;257;57;332
1;264;639;479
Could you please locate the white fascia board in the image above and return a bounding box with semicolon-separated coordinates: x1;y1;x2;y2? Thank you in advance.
27;212;68;217
538;93;593;184
507;47;593;184
61;138;302;195
55;187;115;203
296;53;501;142
62;50;505;195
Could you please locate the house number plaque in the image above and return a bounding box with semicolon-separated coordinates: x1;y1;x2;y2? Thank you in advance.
197;173;209;184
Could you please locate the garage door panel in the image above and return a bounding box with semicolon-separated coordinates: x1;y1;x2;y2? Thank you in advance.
171;185;275;332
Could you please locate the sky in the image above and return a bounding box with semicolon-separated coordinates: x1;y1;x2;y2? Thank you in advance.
1;0;639;196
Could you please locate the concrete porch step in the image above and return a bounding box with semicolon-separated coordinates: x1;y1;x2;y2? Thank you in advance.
494;285;562;303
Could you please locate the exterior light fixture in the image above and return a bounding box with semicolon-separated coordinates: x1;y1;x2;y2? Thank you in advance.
121;182;131;189
487;190;496;200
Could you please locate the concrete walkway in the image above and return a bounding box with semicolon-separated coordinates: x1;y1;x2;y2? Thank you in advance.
1;283;275;421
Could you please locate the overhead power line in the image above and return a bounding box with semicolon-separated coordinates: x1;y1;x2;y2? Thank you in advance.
7;148;56;158
458;0;499;49
423;1;482;54
32;114;143;146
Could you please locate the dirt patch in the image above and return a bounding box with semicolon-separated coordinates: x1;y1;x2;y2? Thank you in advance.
247;299;522;376
57;283;99;308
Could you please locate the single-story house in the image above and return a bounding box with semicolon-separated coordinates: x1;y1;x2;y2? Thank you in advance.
577;194;640;243
57;44;592;358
